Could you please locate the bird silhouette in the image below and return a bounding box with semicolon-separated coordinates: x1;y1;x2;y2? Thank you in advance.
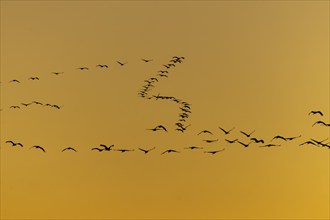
91;147;104;152
62;147;77;152
10;106;20;109
198;130;213;135
271;135;287;142
52;72;63;75
225;139;238;144
309;111;323;116
312;121;330;127
310;138;329;146
114;149;134;153
157;73;168;77
250;138;264;143
77;67;89;70
9;79;20;83
202;139;219;143
285;135;301;141
96;64;109;68
184;146;203;150
240;130;255;137
237;141;253;147
21;103;33;107
204;148;225;154
5;141;23;147
299;141;317;146
142;59;153;62
30;145;46;152
218;127;235;135
138;147;155;154
158;70;168;73
28;77;39;80
100;144;114;151
32;101;43;105
51;105;63;109
259;144;281;147
147;125;167;132
117;61;127;66
161;149;180;154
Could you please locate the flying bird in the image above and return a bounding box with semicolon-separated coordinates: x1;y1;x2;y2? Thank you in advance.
77;67;89;70
309;111;323;116
5;141;23;147
158;70;168;73
237;141;253;147
198;130;213;135
51;105;63;109
138;147;155;154
259;144;281;147
312;121;330;127
285;135;302;141
141;59;153;62
28;77;39;80
240;130;255;137
114;149;134;153
184;146;203;150
96;64;109;68
52;72;63;75
21;103;33;107
91;147;104;152
62;147;77;152
9;79;20;83
299;141;317;146
161;149;180;154
32;101;43;105
10;106;20;109
117;61;127;66
219;127;235;135
147;125;167;132
204;148;225;154
225;139;238;144
202;139;219;143
100;144;114;151
30;145;46;152
271;135;287;142
250;138;264;143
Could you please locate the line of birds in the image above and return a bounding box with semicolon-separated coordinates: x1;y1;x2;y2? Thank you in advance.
9;101;62;109
138;56;192;133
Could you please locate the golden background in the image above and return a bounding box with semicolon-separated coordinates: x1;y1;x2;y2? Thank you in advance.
1;1;329;219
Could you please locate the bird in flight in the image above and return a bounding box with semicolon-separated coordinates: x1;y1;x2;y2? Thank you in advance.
250;138;264;143
21;102;33;107
5;141;23;147
219;127;235;135
202;139;219;143
96;64;109;68
259;144;281;147
309;111;323;116
100;144;114;151
141;59;153;62
51;72;63;75
158;70;168;74
147;125;167;132
285;135;301;141
299;141;317;146
161;149;180;155
32;101;43;105
240;130;255;137
310;138;329;146
114;149;134;153
28;77;39;80
204;148;225;154
30;145;46;152
117;61;127;66
91;147;104;152
138;147;155;154
237;141;253;148
77;67;89;70
271;135;287;142
62;147;77;152
9;79;20;83
184;146;203;150
198;130;213;135
51;105;63;109
225;139;238;144
157;73;168;77
312;121;330;127
10;106;20;109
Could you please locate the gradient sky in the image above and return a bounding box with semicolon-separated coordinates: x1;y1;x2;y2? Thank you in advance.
1;1;329;219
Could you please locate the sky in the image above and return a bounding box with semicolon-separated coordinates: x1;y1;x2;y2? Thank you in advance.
0;1;329;219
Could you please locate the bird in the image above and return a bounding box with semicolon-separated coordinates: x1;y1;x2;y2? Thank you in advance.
9;105;20;109
271;135;287;141
312;121;330;127
259;144;281;147
138;147;155;154
310;138;329;145
51;72;63;75
237;141;253;147
5;141;23;147
114;149;134;153
204;148;225;154
9;79;20;83
77;67;89;70
225;139;238;144
21;102;33;107
28;77;39;80
299;141;317;146
219;127;235;135
184;146;203;150
62;147;77;152
32;101;43;105
147;125;167;132
285;135;301;141
202;139;219;143
96;64;109;68
91;147;104;152
309;111;323;116
100;144;114;151
197;130;213;135
30;145;46;152
158;70;168;73
141;59;153;62
163;64;170;69
157;73;168;77
51;105;62;109
240;130;255;137
250;138;264;143
117;61;127;66
161;149;180;154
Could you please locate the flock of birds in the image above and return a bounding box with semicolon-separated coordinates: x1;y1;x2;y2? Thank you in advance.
2;56;329;155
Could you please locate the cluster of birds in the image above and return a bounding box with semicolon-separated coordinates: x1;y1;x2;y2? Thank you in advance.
138;56;192;132
9;101;62;110
4;110;329;154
